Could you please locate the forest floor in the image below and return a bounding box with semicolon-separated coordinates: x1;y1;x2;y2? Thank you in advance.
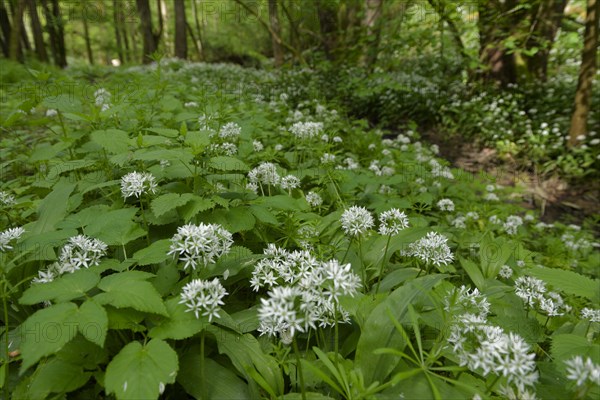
422;129;600;232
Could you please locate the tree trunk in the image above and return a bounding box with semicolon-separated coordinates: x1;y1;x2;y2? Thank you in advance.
191;0;203;60
316;0;339;61
51;0;67;67
9;0;25;62
28;0;48;62
159;0;169;54
136;0;159;63
174;0;187;59
113;0;125;63
362;0;383;67
269;0;284;66
82;8;94;64
568;0;599;147
0;1;11;57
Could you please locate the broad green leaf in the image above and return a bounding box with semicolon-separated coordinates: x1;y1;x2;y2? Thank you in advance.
249;204;278;225
255;195;309;211
528;266;600;301
355;274;447;386
145;127;179;138
47;160;97;181
30;180;76;234
459;257;485;289
85;208;146;246
179;196;216;221
551;334;600;362
178;348;251;399
151;193;195;217
78;299;108;347
479;235;512;278
225;206;256;232
184;130;210;153
148;298;209;340
90;129;131;154
209;156;249;171
132;239;172;266
105;339;178;400
20;302;80;372
27;357;91;399
133;148;193;163
96;271;168;316
20;269;100;304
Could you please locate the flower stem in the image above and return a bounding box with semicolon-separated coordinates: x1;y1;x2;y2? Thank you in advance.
357;237;366;286
374;234;392;295
201;330;207;400
292;338;307;400
485;375;501;395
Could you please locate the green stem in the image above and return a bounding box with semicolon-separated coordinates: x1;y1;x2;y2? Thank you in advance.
201;331;207;400
139;200;150;245
374;234;392;295
357;236;366;287
340;240;351;264
2;280;9;400
485;375;501;395
292;338;306;400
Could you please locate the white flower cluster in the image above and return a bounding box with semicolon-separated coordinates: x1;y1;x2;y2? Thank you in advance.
429;159;454;179
207;142;238;156
280;175;300;191
253;244;361;342
94;88;111;112
320;153;336;164
121;171;158;199
484;184;499;201
253;140;264;152
564;356;600;387
33;235;108;283
447;310;539;396
341;206;374;237
581;307;600;323
437;198;455;211
46;108;58;117
561;233;592;252
404;232;454;267
289;121;323;140
217;122;242;140
368;160;395;176
305;191;323;208
0;191;16;207
378;208;410;236
179;278;227;321
498;265;513;279
503;215;523;235
248;162;281;187
0;227;25;252
168;223;234;270
444;285;490;319
514;276;571;316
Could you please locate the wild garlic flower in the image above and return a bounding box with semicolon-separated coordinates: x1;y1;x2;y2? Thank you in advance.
179;278;227;321
280;175;300;191
452;216;467;229
564;356;600;387
289;121;323;140
484;192;499;201
430;159;454;179
503;215;523;235
444;285;490;319
379;209;410;236
581;307;600;323
305;191;323;208
437;198;455;211
466;212;479;220
321;153;336;164
514;276;571;316
94;88;111;108
258;286;310;341
0;227;25;252
405;232;454;267
498;265;513;279
45;108;58;117
248;162;281;187
489;215;501;224
253;140;264;152
168;223;233;270
208;142;238;156
217;122;242;140
32;264;59;284
0;191;16;207
121;171;158;199
58;235;108;273
341;206;374;237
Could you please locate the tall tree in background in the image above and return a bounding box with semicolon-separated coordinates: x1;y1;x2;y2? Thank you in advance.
524;0;568;81
174;0;187;59
316;0;339;61
113;0;126;63
269;0;284;66
82;5;94;64
27;0;48;62
0;1;11;57
190;0;204;60
136;0;161;63
42;0;67;67
568;0;599;147
8;0;25;62
362;0;383;67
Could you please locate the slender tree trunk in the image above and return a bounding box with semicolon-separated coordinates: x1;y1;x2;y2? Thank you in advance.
0;1;11;57
136;0;159;63
82;9;94;64
174;0;187;58
51;0;66;67
113;0;125;63
316;0;339;61
568;0;599;147
9;0;25;62
525;0;567;81
27;0;48;62
159;0;169;54
191;0;204;60
362;0;383;67
269;0;284;66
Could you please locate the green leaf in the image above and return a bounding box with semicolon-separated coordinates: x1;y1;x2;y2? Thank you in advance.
145;127;179;138
47;160;97;181
96;271;168;316
132;239;172;266
148;298;208;340
151;193;195;217
209;156;249;171
78;299;108;347
30;180;76;234
355;274;447;386
255;195;309;211
249;205;278;225
479;235;512;278
528;266;600;301
225;206;256;232
179;196;216;221
20;302;80;372
85;208;146;246
178;348;250;399
459;257;485;289
90;129;131;154
20;269;100;304
105;339;178;400
27;358;91;399
551;334;600;362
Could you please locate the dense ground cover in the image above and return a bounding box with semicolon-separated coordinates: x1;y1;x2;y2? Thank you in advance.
1;60;599;399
